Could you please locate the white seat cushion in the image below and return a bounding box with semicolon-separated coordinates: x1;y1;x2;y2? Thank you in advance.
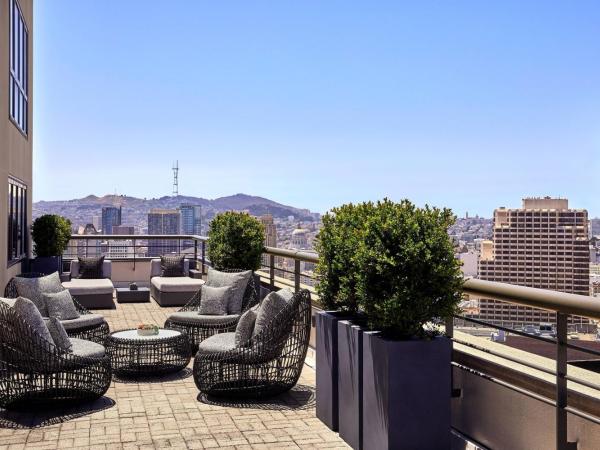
61;314;105;331
62;278;115;296
70;338;106;358
151;276;204;293
168;311;240;326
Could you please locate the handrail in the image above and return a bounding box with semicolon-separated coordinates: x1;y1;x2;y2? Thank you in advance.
68;234;209;241
463;278;600;321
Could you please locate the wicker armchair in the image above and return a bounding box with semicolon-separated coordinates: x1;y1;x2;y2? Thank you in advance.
0;301;112;409
193;289;311;398
164;270;259;351
4;273;110;344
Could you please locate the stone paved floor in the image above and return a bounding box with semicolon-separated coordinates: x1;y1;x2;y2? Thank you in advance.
0;300;348;449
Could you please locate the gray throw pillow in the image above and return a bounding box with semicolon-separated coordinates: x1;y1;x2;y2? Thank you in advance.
235;305;258;347
198;285;232;315
14;272;64;316
78;256;105;279
253;289;294;338
206;268;253;314
45;317;73;353
160;255;185;277
44;290;81;320
13;296;55;346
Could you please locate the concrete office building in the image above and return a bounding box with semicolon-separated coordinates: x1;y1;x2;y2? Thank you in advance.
260;214;278;267
101;206;122;235
477;197;590;327
1;0;33;290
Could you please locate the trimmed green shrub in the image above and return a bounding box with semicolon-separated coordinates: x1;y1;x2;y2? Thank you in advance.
207;211;265;271
314;202;374;313
31;214;72;257
357;199;463;338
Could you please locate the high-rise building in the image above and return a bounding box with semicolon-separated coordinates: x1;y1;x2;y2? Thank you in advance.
112;225;135;235
260;214;278;266
180;204;202;235
591;218;600;238
101;206;122;235
147;209;181;256
477;197;590;327
1;0;33;289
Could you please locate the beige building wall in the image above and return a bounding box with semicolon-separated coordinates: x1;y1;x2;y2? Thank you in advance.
0;0;33;290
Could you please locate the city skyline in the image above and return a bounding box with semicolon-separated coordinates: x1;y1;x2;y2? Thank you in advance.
32;1;600;217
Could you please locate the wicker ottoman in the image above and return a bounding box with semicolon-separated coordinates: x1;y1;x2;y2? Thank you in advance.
105;328;191;376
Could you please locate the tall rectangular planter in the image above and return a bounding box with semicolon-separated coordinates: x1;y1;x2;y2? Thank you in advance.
338;320;364;449
362;332;452;450
316;310;352;431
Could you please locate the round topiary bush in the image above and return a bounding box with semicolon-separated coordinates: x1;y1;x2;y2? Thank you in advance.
357;199;463;339
31;214;72;257
314;202;374;313
207;211;265;271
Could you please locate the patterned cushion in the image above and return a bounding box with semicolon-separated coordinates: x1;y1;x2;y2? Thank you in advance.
197;332;237;354
206;269;253;314
13;272;63;316
70;338;105;358
78;256;105;279
198;285;232;315
168;311;240;326
13;296;55;346
44;290;81;320
60;314;105;331
45;317;73;353
235;305;258;347
160;255;185;277
253;289;294;337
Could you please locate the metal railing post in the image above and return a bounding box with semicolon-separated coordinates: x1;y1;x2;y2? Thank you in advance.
294;259;301;293
201;241;206;275
269;254;275;290
556;312;575;450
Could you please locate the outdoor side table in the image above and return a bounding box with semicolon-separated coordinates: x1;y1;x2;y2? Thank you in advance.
105;328;191;376
116;287;150;303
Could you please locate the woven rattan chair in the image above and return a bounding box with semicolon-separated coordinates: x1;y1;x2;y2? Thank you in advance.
0;301;112;409
4;273;110;344
164;270;259;351
193;289;311;398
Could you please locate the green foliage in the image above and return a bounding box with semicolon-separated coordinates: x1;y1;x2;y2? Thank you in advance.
31;214;72;257
315;199;463;339
207;211;265;271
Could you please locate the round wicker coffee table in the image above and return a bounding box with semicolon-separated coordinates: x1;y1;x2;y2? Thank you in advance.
105;328;191;376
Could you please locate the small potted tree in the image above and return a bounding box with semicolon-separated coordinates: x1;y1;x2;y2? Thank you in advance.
314;203;370;435
207;210;264;274
31;214;72;274
358;199;462;450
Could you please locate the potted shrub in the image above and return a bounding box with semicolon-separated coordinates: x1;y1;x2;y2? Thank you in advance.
314;203;370;436
358;199;463;450
207;211;264;271
31;214;72;274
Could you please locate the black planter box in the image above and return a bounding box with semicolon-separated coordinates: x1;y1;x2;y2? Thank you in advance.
316;310;352;431
338;320;364;449
31;256;61;275
362;332;451;450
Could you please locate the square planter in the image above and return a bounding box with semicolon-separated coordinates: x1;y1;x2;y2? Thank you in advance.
316;310;353;431
362;332;451;450
338;320;364;449
31;256;61;275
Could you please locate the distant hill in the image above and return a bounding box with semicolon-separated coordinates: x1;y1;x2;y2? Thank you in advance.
33;193;317;231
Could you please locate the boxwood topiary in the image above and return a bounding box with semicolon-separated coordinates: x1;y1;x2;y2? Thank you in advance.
207;211;265;271
31;214;72;257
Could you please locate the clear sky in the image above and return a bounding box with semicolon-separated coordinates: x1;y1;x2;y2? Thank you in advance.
33;1;600;217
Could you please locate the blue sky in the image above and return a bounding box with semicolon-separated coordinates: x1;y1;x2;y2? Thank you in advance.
34;1;600;217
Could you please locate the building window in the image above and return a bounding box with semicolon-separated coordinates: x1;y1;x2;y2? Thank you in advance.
8;178;27;264
9;0;28;135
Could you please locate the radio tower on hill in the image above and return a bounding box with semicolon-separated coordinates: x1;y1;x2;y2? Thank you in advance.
172;160;179;196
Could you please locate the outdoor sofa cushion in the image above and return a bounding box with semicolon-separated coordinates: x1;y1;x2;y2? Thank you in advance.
198;285;232;315
62;278;114;296
253;289;294;337
70;259;112;279
197;332;237;354
13;296;54;346
151;258;190;277
168;311;240;326
44;290;80;320
235;305;258;347
151;276;204;293
205;269;253;314
60;314;106;332
160;255;185;277
70;338;106;358
13;272;63;316
45;317;73;353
